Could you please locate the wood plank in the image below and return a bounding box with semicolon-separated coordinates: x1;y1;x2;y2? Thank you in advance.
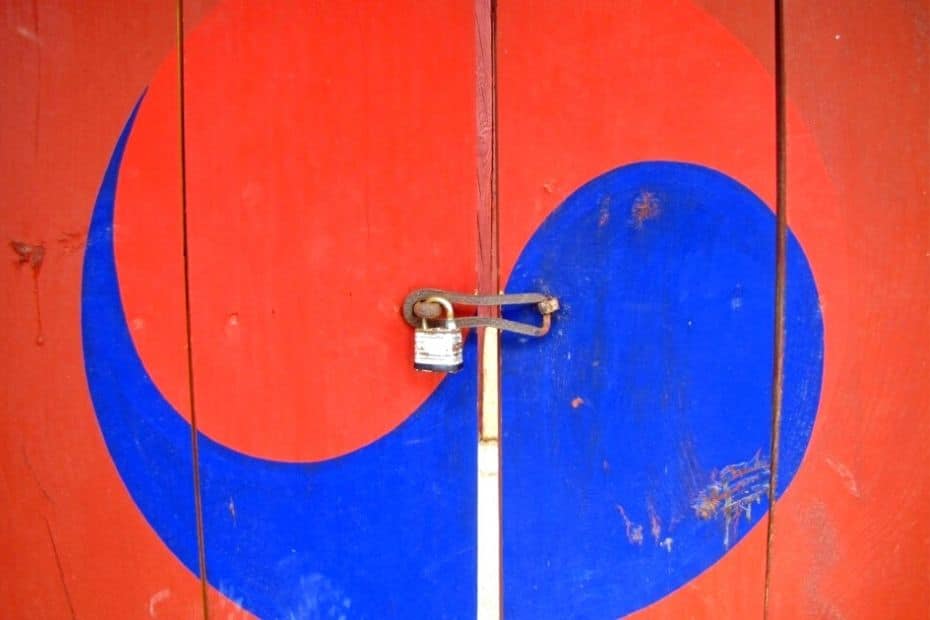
497;1;786;616
767;2;930;616
0;1;206;617
172;1;480;616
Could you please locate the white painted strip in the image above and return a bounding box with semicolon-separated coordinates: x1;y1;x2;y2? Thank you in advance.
477;438;501;620
480;327;500;441
477;327;501;619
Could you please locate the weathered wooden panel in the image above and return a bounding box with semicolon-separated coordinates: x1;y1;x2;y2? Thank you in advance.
497;1;789;617
0;1;206;617
497;1;928;618
769;3;930;617
176;0;478;616
3;2;927;618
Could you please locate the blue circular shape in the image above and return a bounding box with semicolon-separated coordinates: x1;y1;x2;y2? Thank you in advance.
501;161;823;618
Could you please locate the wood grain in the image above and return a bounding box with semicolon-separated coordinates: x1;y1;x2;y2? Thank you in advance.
0;1;205;617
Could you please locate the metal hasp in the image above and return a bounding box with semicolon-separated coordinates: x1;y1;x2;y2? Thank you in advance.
404;288;560;372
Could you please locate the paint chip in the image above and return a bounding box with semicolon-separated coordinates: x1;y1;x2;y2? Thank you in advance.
615;504;644;545
630;191;660;228
148;589;171;617
825;457;861;497
692;451;770;547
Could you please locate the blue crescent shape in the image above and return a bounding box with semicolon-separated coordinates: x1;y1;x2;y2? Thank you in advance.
500;162;824;617
85;100;823;619
82;98;477;618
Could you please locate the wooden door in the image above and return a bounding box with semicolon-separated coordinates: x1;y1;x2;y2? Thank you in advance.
1;2;927;618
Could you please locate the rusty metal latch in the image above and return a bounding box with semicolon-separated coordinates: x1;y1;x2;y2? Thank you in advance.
403;288;560;338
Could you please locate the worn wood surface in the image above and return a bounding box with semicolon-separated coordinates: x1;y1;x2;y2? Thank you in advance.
0;2;205;617
117;0;480;617
770;3;930;616
1;1;927;618
497;1;927;618
497;2;778;617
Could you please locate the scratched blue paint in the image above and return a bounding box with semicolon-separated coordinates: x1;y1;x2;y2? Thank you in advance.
501;162;823;618
82;100;476;619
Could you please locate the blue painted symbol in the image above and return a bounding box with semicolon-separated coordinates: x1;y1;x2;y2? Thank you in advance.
500;162;823;618
82;99;476;618
84;102;822;619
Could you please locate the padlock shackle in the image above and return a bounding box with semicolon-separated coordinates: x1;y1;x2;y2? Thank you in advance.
420;296;455;328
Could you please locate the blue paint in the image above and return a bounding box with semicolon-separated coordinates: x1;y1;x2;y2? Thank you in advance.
82;101;476;619
501;162;823;618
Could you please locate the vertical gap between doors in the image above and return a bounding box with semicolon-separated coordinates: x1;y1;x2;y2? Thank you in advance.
176;2;210;617
475;0;501;618
763;0;787;616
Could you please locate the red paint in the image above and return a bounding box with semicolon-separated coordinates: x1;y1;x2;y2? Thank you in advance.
0;1;208;617
772;2;930;617
118;0;478;462
1;1;926;616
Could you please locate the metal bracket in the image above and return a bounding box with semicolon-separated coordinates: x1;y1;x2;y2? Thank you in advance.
402;288;559;337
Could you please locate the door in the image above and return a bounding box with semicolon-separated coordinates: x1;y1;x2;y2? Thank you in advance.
1;2;927;618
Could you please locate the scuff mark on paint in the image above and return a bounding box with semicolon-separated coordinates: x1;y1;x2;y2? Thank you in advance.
148;589;171;617
228;498;237;525
10;240;45;273
630;191;660;228
647;500;662;544
825;457;861;498
659;538;673;553
285;574;351;620
215;582;247;617
730;283;745;311
615;505;644;546
10;240;45;345
598;195;611;227
57;232;85;254
692;450;770;548
16;25;42;45
571;396;584;409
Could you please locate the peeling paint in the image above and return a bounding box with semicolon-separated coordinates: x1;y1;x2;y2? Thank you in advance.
10;240;46;345
57;232;85;254
692;450;770;547
615;504;644;546
284;574;351;620
148;589;171;618
630;191;660;228
647;501;662;544
16;25;42;45
215;582;247;618
825;457;861;498
597;194;612;228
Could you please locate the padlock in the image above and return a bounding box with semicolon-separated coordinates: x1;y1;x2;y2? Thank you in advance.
413;296;464;373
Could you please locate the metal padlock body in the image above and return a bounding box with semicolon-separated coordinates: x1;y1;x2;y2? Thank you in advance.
414;321;464;373
412;296;464;373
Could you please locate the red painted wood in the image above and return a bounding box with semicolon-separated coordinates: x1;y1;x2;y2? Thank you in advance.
0;2;205;617
3;2;926;617
769;3;930;617
129;0;479;463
